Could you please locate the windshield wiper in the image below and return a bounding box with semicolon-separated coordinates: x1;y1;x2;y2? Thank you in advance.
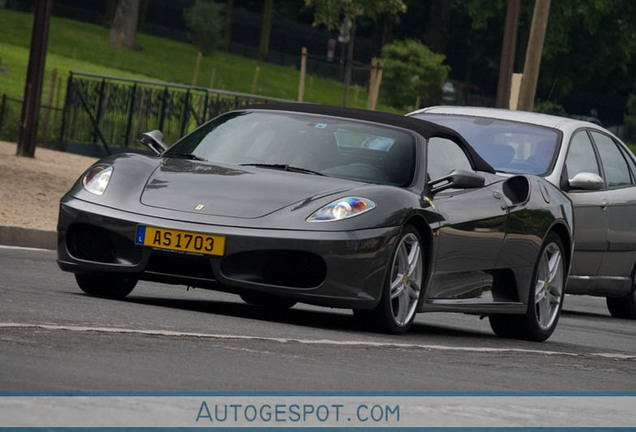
239;163;325;176
165;153;207;161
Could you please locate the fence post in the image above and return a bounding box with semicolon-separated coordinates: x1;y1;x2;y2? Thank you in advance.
41;68;57;140
59;72;74;147
0;94;6;133
366;58;378;110
124;82;137;147
159;86;169;132
93;78;107;146
298;47;307;102
180;90;191;137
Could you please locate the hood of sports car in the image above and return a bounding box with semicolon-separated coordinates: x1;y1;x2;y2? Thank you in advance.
140;159;358;218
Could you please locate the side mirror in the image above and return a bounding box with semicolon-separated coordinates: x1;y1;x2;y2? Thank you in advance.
428;169;485;194
137;130;167;156
568;172;605;191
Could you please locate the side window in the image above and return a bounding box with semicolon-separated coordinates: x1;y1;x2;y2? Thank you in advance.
565;131;600;179
591;131;632;187
620;146;636;183
427;137;473;181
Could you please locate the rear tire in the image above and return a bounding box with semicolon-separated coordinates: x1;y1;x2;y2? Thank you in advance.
75;274;137;299
240;292;296;309
355;225;424;334
490;233;566;342
606;289;636;319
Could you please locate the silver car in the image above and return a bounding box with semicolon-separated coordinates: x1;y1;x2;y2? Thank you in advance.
409;106;636;319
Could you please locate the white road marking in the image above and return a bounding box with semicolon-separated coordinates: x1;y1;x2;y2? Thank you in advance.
1;322;634;359
0;244;51;252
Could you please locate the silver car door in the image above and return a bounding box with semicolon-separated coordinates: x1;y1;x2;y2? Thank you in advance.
589;131;636;294
564;130;608;281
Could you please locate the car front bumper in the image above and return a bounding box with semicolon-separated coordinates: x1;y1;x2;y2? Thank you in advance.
57;197;400;309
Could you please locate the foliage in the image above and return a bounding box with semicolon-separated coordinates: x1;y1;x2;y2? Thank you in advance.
183;0;224;56
533;99;567;117
0;8;399;115
380;39;449;109
305;0;406;30
624;94;636;131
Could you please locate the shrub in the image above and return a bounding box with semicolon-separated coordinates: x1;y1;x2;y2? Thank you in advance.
183;0;224;56
380;39;449;109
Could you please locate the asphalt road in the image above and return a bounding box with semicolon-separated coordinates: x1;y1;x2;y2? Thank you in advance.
1;246;635;392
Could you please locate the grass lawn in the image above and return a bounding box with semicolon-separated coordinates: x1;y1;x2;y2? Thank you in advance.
0;8;394;112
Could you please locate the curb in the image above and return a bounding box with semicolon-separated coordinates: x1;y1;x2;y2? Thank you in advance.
0;225;56;250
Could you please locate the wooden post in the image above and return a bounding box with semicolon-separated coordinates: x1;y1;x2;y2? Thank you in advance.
509;73;523;110
113;32;124;68
41;68;57;137
209;68;216;89
496;0;520;108
192;51;202;87
518;0;551;112
369;61;384;110
298;47;307;102
250;66;260;94
353;85;360;108
366;58;378;109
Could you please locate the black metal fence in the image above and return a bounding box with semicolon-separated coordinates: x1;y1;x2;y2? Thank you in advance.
61;72;292;156
0;94;65;150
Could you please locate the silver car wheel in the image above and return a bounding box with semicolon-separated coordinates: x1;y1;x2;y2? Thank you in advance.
533;242;564;330
389;232;423;326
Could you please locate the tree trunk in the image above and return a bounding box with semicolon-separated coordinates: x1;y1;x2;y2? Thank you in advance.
224;0;234;52
109;0;142;49
259;0;274;61
371;12;392;58
342;19;356;107
423;0;450;53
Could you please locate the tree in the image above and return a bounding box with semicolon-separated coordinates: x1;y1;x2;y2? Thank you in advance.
224;0;234;52
381;39;449;109
109;0;142;49
259;0;274;61
184;0;224;56
305;0;407;106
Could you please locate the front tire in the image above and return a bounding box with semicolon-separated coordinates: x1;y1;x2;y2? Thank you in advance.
490;233;566;341
356;225;424;334
75;274;137;299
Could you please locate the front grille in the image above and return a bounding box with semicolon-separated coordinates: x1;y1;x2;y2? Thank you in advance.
145;251;215;280
221;250;327;288
67;224;115;262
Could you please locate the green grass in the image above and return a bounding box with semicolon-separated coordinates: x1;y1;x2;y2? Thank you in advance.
0;8;396;112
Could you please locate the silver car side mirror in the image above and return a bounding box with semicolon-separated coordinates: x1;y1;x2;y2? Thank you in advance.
568;172;605;191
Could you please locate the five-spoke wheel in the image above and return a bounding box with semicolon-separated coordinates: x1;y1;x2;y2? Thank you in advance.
490;233;566;341
355;225;424;334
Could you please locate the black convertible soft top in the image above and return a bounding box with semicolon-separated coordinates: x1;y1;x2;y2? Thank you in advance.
240;102;496;174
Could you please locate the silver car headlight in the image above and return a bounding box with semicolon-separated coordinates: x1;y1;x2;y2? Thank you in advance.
307;197;376;222
82;165;113;195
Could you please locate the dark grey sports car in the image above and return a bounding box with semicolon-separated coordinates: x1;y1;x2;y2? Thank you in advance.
57;103;574;340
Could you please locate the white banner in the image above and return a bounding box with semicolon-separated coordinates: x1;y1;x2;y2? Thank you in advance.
0;394;635;428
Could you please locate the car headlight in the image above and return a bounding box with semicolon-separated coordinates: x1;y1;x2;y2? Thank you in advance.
82;165;113;195
307;197;376;222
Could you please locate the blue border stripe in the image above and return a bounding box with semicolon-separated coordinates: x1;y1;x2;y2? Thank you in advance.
1;391;635;397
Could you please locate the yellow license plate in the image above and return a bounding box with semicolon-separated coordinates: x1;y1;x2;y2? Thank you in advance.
135;226;225;256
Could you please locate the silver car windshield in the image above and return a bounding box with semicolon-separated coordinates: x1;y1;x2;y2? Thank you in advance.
166;111;416;186
415;113;559;175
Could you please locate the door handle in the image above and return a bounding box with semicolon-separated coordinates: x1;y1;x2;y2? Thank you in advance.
600;199;609;211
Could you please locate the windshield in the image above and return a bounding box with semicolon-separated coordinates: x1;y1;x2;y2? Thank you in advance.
414;113;560;175
165;111;416;186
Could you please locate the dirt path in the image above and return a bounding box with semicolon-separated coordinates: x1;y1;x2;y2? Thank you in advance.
0;141;96;231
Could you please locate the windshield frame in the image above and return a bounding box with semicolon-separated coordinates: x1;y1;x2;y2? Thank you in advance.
413;113;564;177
